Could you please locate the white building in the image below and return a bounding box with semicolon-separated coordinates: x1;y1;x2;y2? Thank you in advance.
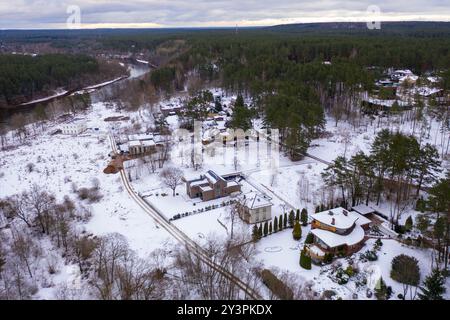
239;192;273;224
61;118;87;135
118;133;161;156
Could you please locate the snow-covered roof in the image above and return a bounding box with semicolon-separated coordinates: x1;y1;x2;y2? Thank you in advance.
313;207;359;230
129;140;141;147
413;86;442;97
118;143;129;152
189;178;208;187
427;76;440;83
364;97;410;108
393;69;413;75
199;185;213;192
128;133;154;141
399;75;419;83
351;204;376;216
141;140;156;147
243;192;272;209
205;170;225;185
308;244;326;257
311;224;366;248
161;104;183;111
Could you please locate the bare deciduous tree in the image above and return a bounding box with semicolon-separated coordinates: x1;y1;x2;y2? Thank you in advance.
160;167;183;196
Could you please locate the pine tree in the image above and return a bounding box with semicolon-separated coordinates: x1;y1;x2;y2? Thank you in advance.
295;209;300;221
274;216;278;233
315;205;320;213
263;221;268;237
292;221;302;240
258;224;263;238
301;208;308;226
412;143;441;195
283;213;288;228
269;221;273;234
300;249;311;270
405;216;413;232
418;269;446;300
288;210;295;227
278;215;283;230
252;225;259;242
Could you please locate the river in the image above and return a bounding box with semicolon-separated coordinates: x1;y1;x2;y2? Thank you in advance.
0;63;151;123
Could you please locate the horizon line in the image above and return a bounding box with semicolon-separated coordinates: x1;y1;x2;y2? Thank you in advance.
2;19;450;31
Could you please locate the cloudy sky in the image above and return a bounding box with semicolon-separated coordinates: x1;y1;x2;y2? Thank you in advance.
1;0;450;29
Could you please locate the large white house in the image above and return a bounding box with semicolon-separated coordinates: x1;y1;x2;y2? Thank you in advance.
61;118;87;135
239;192;273;224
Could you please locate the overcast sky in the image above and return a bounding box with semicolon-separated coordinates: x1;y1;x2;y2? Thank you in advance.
1;0;450;29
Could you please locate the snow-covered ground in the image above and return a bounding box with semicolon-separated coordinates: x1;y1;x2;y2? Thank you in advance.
1;86;448;300
255;229;450;300
0;102;174;298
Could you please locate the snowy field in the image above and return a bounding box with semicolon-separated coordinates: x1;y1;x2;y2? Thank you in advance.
0;102;175;298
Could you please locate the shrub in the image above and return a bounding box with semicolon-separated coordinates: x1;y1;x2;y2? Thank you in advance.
344;266;356;277
375;238;383;248
292;221;302;240
405;216;413;232
335;268;350;285
323;252;334;264
300;208;308;226
300;249;312;270
305;232;314;244
77;187;103;203
361;250;378;262
415;198;427;212
394;224;406;234
26;162;35;173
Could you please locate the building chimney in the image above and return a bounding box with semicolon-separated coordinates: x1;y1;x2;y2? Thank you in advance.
331;218;335;225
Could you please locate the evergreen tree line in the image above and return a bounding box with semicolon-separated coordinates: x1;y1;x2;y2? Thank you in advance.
252;209;309;242
0;54;100;105
322;129;442;226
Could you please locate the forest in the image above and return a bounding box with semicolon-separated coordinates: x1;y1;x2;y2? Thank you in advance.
142;24;450;158
0;54;125;106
